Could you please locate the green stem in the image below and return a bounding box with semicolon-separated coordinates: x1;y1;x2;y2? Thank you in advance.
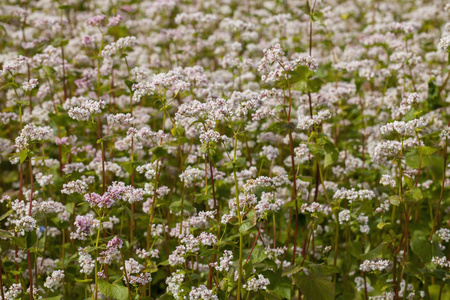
233;133;243;300
93;219;102;300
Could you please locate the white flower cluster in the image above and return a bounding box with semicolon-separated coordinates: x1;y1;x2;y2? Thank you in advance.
372;138;422;163
243;274;270;291
358;214;370;234
438;36;450;52
293;55;319;72
254;192;283;218
166;271;185;300
338;209;351;224
297;110;332;130
2;55;28;73
101;36;138;57
15;123;53;151
435;228;450;243
242;176;273;195
375;200;390;213
213;250;233;272
372;140;401;162
258;43;284;72
132;69;190;102
71;213;100;240
107;113;134;128
264;246;287;260
188;210;216;228
188;285;218;300
197;232;217;246
359;259;393;272
301;202;325;214
5;283;22;299
252;106;276;121
62;162;86;174
35;172;53;187
44;270;65;291
121;258;152;285
431;256;450;268
199;129;229;144
179;166;204;187
78;247;95;274
61;180;88;194
294;144;314;163
258;44;318;83
399;93;421;115
169;232;218;266
260;145;279;161
0;112;17;124
380;118;428;136
12;216;37;234
355;276;374;293
21;78;38;91
68;98;106;121
333;187;375;203
380;174;396;188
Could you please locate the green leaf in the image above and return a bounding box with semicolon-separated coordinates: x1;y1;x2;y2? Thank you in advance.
120;161;133;175
169;200;195;214
26;230;37;248
49;113;74;127
97;135;117;144
303;1;311;14
75;278;93;283
311;10;324;22
124;80;137;93
324;152;336;169
282;265;303;277
0;229;13;239
251;247;268;263
261;269;291;299
293;270;335;300
0;209;13;221
389;195;401;206
222;161;234;170
410;235;443;263
98;280;129;300
46;296;62;300
15;100;30;106
265;122;288;134
195;193;210;203
404;187;423;203
426;78;442;110
19;149;29;164
322;137;339;169
416;146;438;155
377;222;390;230
360;243;383;260
239;220;256;234
151;146;168;162
12;236;27;249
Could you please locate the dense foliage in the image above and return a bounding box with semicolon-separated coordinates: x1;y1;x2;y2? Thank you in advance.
0;0;449;299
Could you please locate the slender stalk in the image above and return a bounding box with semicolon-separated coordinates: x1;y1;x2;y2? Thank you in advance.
28;158;34;300
0;254;4;300
233;133;244;300
93;219;102;300
246;223;262;262
120;252;133;300
430;137;447;240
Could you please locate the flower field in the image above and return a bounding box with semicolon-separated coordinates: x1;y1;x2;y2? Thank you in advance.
0;0;449;299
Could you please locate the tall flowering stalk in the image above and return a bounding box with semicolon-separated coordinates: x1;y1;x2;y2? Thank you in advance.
1;1;450;300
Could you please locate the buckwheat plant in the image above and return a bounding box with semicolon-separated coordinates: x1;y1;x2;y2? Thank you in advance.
0;1;450;300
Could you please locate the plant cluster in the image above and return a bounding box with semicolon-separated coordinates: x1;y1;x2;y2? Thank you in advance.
0;0;449;299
